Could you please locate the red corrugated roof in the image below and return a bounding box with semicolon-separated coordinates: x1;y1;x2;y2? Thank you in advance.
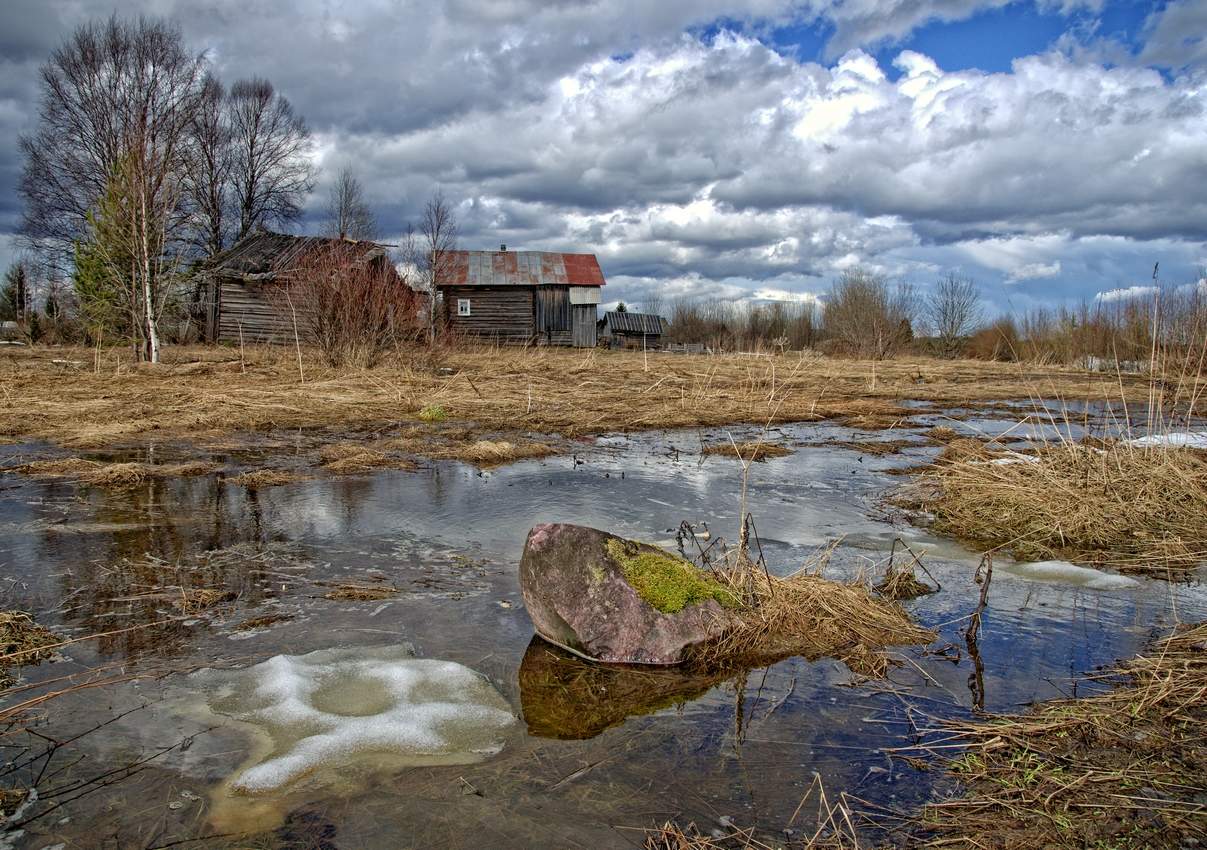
441;250;605;288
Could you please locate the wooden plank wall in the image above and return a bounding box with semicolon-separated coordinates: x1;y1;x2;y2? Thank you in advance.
443;286;535;343
571;304;597;348
216;278;313;345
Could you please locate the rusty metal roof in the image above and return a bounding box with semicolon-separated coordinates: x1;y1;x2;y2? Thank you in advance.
602;311;667;335
442;250;605;288
204;230;389;278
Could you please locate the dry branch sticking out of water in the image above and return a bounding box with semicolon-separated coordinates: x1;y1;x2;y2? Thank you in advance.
911;439;1207;576
913;620;1207;849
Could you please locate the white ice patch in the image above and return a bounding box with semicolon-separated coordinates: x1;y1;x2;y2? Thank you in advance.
1126;431;1207;450
1000;560;1141;590
193;646;515;793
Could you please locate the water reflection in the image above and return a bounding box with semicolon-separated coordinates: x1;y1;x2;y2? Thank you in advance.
518;636;734;739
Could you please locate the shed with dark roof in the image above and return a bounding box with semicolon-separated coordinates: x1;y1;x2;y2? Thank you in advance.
199;230;418;344
598;311;668;349
438;248;605;347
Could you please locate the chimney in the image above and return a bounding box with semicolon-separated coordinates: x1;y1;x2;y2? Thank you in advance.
500;243;507;252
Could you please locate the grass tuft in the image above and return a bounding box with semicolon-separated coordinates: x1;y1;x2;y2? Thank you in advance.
914;438;1207;576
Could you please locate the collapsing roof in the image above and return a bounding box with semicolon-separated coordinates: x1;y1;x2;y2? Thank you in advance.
204;231;390;280
442;250;605;288
601;311;667;335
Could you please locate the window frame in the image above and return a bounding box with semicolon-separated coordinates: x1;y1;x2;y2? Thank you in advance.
457;298;471;317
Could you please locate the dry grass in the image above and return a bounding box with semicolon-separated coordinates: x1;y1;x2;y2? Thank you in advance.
0;344;1168;455
230;469;308;488
913;621;1207;849
323;583;399;601
701;441;793;462
641;774;863;849
232;613;294;631
913;439;1207;575
0;611;61;688
690;552;935;678
7;457;217;487
318;443;417;474
170;587;235;614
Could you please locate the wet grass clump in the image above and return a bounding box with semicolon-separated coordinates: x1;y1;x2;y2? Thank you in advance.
231;469;307;488
323;583;399;601
10;458;218;488
700;441;792;462
0;611;61;688
605;539;739;614
915;439;1207;576
914;621;1207;849
696;557;936;678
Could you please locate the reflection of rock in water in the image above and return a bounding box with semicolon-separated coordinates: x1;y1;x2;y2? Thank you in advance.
195;645;516;792
519;636;732;740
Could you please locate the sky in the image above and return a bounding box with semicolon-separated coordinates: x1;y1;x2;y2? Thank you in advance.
0;0;1204;316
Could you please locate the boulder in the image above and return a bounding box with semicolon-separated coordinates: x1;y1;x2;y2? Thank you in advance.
518;523;738;665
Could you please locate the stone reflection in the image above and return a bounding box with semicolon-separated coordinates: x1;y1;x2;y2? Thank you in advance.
518;636;733;740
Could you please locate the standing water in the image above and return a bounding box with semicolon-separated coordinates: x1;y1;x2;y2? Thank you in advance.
0;409;1201;848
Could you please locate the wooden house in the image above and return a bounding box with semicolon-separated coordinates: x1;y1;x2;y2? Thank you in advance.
439;248;604;347
200;230;416;344
598;311;668;350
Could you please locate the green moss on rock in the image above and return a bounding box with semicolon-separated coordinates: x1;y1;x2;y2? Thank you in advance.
605;538;740;614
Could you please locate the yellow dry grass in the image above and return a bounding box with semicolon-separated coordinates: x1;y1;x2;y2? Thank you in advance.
914;440;1207;575
229;469;308;488
7;457;218;487
0;344;1167;454
323;583;399;601
318;443;417;474
700;441;793;461
691;552;935;677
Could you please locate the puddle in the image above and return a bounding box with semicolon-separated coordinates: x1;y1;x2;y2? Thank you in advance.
0;405;1203;848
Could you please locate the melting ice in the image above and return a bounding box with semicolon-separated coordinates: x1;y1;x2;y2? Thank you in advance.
194;645;515;792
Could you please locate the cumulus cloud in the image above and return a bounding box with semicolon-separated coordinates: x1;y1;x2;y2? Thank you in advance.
1094;285;1157;302
0;0;1204;312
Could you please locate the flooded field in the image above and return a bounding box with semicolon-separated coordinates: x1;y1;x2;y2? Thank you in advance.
0;404;1203;849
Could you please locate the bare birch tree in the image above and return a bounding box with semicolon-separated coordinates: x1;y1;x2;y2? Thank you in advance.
418;190;459;341
18;16;207;272
323;167;377;240
926;272;982;357
228;78;315;242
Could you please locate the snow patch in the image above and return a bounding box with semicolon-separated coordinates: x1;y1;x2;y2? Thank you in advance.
1126;431;1207;450
1001;560;1141;590
193;646;514;792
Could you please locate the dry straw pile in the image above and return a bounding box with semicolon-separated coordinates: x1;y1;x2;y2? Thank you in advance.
690;549;936;678
917;439;1207;576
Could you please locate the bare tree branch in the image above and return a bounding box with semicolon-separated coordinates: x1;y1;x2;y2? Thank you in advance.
323;166;376;241
227;77;314;241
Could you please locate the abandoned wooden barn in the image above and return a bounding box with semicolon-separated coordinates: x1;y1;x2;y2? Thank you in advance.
199;230;417;344
598;310;668;349
439;248;604;347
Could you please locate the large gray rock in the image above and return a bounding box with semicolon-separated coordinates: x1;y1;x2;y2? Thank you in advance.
518;523;737;665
